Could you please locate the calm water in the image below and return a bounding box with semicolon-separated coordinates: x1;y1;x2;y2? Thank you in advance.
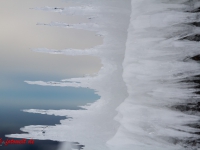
0;0;101;149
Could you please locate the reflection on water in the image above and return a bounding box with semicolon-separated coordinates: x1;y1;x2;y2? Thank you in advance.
0;0;101;149
0;140;61;150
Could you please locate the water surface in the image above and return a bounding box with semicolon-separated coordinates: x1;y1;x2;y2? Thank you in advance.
0;0;101;149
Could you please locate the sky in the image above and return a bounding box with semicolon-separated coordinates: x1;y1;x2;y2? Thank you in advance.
0;0;102;80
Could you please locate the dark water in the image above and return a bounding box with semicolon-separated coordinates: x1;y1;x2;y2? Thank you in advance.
0;73;99;150
0;140;61;150
0;74;99;150
0;0;101;149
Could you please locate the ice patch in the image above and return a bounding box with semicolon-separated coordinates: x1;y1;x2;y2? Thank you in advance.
7;1;130;150
107;0;200;150
7;0;200;150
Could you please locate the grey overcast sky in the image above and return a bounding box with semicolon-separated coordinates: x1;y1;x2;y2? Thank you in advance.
0;0;102;79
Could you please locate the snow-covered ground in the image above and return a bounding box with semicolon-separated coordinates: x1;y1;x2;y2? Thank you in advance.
7;0;200;150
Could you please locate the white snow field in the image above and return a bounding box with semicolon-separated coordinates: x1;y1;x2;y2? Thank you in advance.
7;0;200;150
